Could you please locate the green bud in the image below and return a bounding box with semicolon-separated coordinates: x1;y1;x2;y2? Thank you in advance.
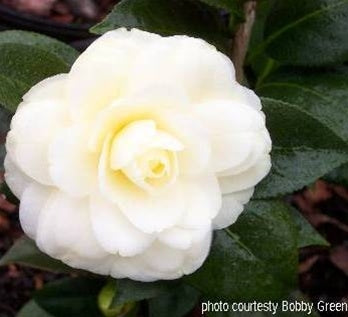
98;280;136;317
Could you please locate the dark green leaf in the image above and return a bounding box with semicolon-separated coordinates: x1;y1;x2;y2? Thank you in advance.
263;0;348;66
186;200;298;301
289;207;328;248
247;0;279;85
0;76;29;113
199;0;244;17
91;0;230;52
0;31;78;112
257;68;348;143
0;30;79;66
110;279;173;307
254;97;348;198
148;284;200;317
0;236;75;273
0;106;11;170
17;300;53;317
324;162;348;187
35;277;104;317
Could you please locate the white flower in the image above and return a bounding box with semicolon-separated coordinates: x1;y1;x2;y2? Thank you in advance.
4;28;271;281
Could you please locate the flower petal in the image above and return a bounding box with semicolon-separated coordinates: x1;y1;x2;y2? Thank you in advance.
4;155;31;199
19;182;52;239
36;192;107;259
22;74;68;104
110;120;157;170
126;35;236;102
158;225;210;250
48;124;98;197
68;28;160;121
179;174;222;229
99;134;185;233
6;99;69;185
218;155;271;193
90;192;154;256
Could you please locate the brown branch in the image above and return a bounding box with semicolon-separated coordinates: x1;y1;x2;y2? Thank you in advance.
231;1;257;83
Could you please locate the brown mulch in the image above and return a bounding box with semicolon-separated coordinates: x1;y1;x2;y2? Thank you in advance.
0;180;347;316
0;0;119;24
292;181;348;316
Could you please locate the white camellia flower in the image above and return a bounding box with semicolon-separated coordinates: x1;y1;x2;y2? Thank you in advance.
5;28;271;281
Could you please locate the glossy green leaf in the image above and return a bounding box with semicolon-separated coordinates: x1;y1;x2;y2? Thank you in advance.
257;68;348;143
35;277;105;317
186;200;297;301
0;236;75;273
263;0;348;66
91;0;230;52
148;284;200;317
289;207;328;248
17;300;54;317
109;279;173;307
0;30;79;66
0;31;78;112
254;97;348;198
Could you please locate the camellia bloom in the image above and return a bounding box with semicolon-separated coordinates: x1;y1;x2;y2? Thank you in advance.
5;28;271;281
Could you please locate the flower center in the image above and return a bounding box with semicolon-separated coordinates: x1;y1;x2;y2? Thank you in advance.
108;120;183;193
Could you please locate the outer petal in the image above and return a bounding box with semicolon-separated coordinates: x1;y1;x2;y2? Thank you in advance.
111;232;212;282
6;99;69;185
22;74;68;104
179;174;222;229
4;155;31;199
193;100;268;173
68;28;160;121
48;124;98;197
231;84;262;110
126;35;236;102
19;182;52;239
90;192;154;256
218;155;271;193
36;192;107;259
158;225;210;250
212;194;246;230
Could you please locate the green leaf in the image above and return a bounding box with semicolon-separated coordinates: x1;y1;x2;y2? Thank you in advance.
263;0;348;66
199;0;244;17
0;30;79;66
109;279;173;307
0;235;75;273
91;0;230;52
289;207;328;248
186;200;298;301
254;97;348;198
17;300;54;317
35;277;105;317
0;106;11;170
257;68;348;143
148;284;200;317
0;76;29;113
324;162;348;187
0;31;78;112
